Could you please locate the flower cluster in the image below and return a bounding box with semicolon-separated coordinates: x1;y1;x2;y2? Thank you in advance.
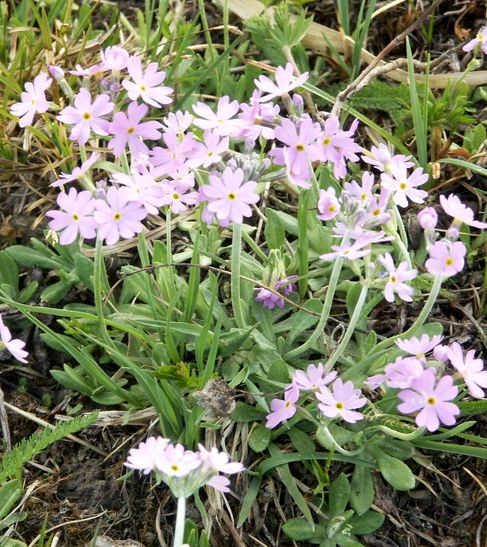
125;436;244;496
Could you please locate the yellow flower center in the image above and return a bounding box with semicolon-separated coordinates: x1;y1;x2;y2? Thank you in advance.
172;193;180;200
445;257;454;266
31;98;36;106
372;208;380;216
328;205;336;213
227;192;237;201
82;112;91;121
335;402;344;410
170;464;179;472
399;182;407;190
323;137;331;145
71;213;80;221
360;193;367;201
426;396;436;406
140;85;147;92
284;400;292;408
127;127;136;134
113;212;122;221
296;144;305;151
390;275;397;283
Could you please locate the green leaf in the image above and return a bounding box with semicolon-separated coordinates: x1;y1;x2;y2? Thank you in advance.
230;402;267;422
265;209;285;250
249;424;271;452
0;251;19;290
329;473;351;517
350;466;374;515
377;453;415;491
5;246;62;270
289;427;316;455
349;510;385;535
0;479;22;519
283;518;325;541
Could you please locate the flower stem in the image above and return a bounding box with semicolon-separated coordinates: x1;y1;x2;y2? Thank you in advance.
231;223;246;328
285;257;344;360
325;283;369;373
320;425;362;456
392;205;413;269
173;496;186;547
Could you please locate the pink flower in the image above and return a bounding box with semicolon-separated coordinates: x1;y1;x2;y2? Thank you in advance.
254;63;309;102
275;275;298;295
446;342;487;399
292;363;337;392
155;443;201;477
433;344;450;362
111;167;165;214
381;163;428;207
270;117;321;188
316;379;367;423
0;315;28;363
343;172;375;205
265;383;299;429
378;253;417;303
238;91;279;142
51;152;100;188
397;369;460;432
99;46;130;72
383;357;425;389
198;445;244;493
125;436;169;474
46;188;97;244
10;73;52;128
255;287;285;309
57;89;113;145
317;187;340;221
163;111;193;133
192;96;243;136
199;167;259;226
440;194;487;229
317;117;361;179
320;232;392;261
186;131;228;169
362;144;413;173
122;56;173;107
151;130;196;175
93;187;147;245
417;207;438;230
395;334;443;362
425;240;466;277
108;102;163;157
463;25;487;54
160;175;199;213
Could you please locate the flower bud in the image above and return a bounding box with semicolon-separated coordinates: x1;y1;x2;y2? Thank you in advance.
417;207;438;230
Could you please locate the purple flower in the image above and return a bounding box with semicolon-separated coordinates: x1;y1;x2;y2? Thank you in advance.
0;314;28;363
186;131;229;169
48;65;64;80
320;231;393;261
343;172;375;205
440;194;487;229
395;334;443;362
198;445;244;493
160;175;199;214
317;117;361;179
108;102;163;157
425;240;466;277
463;26;487;54
378;253;417;303
93;187;147;245
237;90;279;142
199;167;259;226
265;383;300;429
192;96;244;137
384;357;425;389
46;188;97;244
57;89;114;145
163;111;193;133
254;63;309;102
255;287;285;309
122;56;173;107
417;207;438;230
99;46;130;72
270;117;321;188
111;166;165;214
292;363;337;392
316;379;367;423
10;73;52;128
317;187;340;221
275;275;298;295
381;163;428;207
151;130;196;175
447;342;487;399
125;436;169;474
155;443;201;477
51;152;100;188
397;369;460;432
362;144;413;173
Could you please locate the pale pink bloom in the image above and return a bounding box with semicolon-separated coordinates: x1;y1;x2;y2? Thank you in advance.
238;90;279;143
384;357;425;389
123;56;173;107
381;163;428;207
362;144;413;173
425;240;466;277
198;445;244;493
125;436;169;474
395;334;443;362
293;363;337;392
69;63;103;77
48;65;64;80
199;167;259;226
270;117;321;188
255;287;284;309
151;130;196;175
186;131;229;168
320;232;393;261
343;172;375;205
317;117;361;179
163;111;193;133
111;167;165;214
316;379;367;423
155;443;201;477
108;102;163;157
362;188;391;227
378;253;417;303
160;176;199;213
265;383;299;429
51;152;99;188
417;207;438;230
317;187;340;221
46;188;97;244
94;187;147;245
0;315;28;363
254;63;309;102
397;369;459;432
10;73;52;128
440;194;487;229
433;344;450;362
463;25;487;54
192;96;244;136
99;46;130;72
57;88;113;145
365;374;386;389
446;342;487;399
